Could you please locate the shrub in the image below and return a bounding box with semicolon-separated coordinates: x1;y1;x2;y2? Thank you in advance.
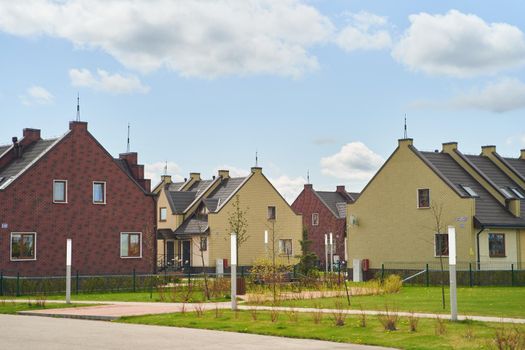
194;304;205;317
383;275;403;294
270;309;280;323
378;306;399;331
358;307;367;328
435;317;446;335
214;304;223;318
331;301;347;327
408;313;418;332
250;307;258;321
286;308;299;323
493;327;524;350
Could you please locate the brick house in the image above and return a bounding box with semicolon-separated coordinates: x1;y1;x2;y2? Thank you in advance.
0;121;156;276
291;184;358;268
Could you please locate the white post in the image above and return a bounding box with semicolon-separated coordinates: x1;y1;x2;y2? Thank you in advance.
329;232;333;273
324;234;328;273
448;226;457;321
230;233;237;311
264;230;268;256
66;239;72;304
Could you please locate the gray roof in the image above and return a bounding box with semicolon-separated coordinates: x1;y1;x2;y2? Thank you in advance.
207;177;247;206
168;182;186;191
0;139;57;187
187;180;214;197
420;151;525;228
348;192;361;201
174;215;209;236
503;157;525;180
0;144;10;156
167;191;198;213
316;191;353;219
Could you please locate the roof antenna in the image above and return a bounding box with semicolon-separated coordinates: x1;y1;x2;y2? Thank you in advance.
126;123;130;153
164;161;168;176
307;169;310;184
255;150;259;167
76;93;80;121
403;114;408;139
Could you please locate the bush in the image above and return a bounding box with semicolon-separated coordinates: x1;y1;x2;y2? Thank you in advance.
249;259;293;285
493;327;524;350
383;275;402;294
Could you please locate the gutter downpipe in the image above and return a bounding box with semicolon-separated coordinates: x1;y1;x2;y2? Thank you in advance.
476;227;484;271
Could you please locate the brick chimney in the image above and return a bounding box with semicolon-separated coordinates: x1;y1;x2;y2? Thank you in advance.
22;128;41;144
69;121;88;132
304;184;313;190
336;185;353;202
119;152;150;192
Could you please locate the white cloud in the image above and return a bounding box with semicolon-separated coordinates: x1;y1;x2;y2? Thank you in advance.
336;11;391;52
69;68;150;94
19;85;54;105
321;142;384;185
268;175;306;204
0;0;334;78
411;78;525;113
393;10;525;77
145;161;184;187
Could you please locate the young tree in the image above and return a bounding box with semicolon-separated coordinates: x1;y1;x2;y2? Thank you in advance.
226;195;249;266
194;220;210;300
429;200;447;310
296;227;318;276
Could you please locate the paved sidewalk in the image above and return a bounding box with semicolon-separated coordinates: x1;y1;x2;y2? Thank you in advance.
0;314;396;350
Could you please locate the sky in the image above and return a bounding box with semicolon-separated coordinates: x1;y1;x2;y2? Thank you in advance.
1;1;525;202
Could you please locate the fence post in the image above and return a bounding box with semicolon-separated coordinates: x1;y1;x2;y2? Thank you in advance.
426;264;429;287
76;270;79;295
133;269;136;293
16;272;20;297
0;271;3;296
381;264;385;282
469;263;473;287
511;264;515;287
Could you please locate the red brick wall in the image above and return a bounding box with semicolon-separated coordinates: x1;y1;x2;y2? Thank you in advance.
0;123;156;276
291;186;347;268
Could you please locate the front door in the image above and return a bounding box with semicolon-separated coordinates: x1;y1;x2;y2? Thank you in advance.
182;240;191;267
166;241;175;267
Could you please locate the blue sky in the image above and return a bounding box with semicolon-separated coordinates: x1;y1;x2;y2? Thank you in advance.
1;1;525;201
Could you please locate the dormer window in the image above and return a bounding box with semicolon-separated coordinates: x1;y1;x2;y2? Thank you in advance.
510;188;525;199
461;185;478;197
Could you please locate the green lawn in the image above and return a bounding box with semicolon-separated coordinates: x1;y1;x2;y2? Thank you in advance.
0;301;86;315
119;310;525;350
253;286;525;319
16;290;229;303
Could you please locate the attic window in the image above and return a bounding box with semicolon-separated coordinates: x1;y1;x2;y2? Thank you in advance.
510;188;525;199
461;185;478;197
500;188;513;199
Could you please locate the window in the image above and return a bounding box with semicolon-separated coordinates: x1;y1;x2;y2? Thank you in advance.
120;232;142;258
200;237;208;251
434;233;449;257
53;180;67;203
267;206;276;220
279;239;292;256
417;189;430;208
159;207;167;222
461;185;478;197
312;213;319;226
11;233;36;261
93;182;106;204
489;233;506;257
510;188;525;199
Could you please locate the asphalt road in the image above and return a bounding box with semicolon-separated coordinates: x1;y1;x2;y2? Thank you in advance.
0;314;396;350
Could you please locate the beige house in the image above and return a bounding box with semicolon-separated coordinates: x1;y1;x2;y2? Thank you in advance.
347;139;525;272
154;167;302;271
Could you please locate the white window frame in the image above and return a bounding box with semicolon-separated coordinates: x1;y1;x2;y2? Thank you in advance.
10;232;37;261
53;179;68;204
120;232;142;259
93;181;107;205
278;239;293;256
417;188;430;209
159;207;167;222
433;233;449;257
312;213;319;226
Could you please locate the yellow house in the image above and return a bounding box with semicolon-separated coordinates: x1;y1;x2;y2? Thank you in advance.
154;167;302;271
347;139;525;273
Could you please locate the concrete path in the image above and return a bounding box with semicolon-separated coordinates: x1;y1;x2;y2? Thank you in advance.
19;301;230;321
0;314;395;350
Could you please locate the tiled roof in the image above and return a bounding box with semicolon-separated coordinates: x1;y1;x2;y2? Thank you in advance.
503;158;525;180
0;138;57;187
207;177;247;206
0;144;10;156
187;180;214;197
420;151;525;228
174;215;209;236
316;191;353;219
167;191;198;214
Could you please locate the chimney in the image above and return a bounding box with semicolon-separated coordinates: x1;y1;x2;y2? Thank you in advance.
507;198;521;217
481;145;496;156
304;184;313;190
442;142;458;153
22;128;41;143
12;137;22;159
218;170;229;179
398;138;413;147
69;121;88;132
336;185;353;201
119;152;138;166
190;172;201;181
251;167;262;174
119;152;150;192
161;175;172;184
521;149;525;160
